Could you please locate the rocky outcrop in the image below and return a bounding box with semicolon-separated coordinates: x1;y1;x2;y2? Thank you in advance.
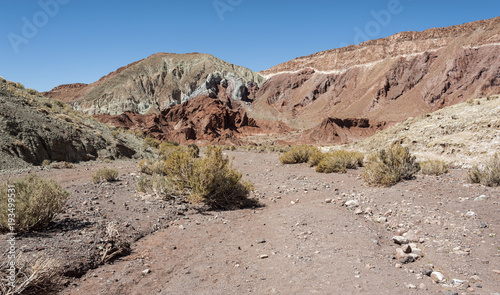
252;17;500;128
302;117;388;145
0;81;146;169
44;53;264;115
95;95;279;145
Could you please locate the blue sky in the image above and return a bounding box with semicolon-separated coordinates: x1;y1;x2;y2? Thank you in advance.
1;0;499;91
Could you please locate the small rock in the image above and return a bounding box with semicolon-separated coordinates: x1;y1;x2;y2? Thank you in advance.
418;283;427;290
345;200;360;207
469;275;481;282
260;254;269;259
442;292;458;295
395;228;407;236
395;263;402;268
421;269;433;276
465;211;476;218
431;271;445;282
354;208;363;215
377;217;387;223
325;199;332;203
384;209;392;217
142;269;151;274
402;244;412;254
395;248;406;260
406;284;416;289
364;207;372;214
450;278;469;288
474;195;488;201
393;236;409;245
466;287;474;292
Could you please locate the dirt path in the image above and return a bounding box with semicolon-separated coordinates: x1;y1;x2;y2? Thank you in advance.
55;151;499;295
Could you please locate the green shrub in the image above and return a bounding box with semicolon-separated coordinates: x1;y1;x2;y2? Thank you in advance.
419;160;449;176
0;175;69;231
92;167;119;183
135;174;151;193
315;150;364;173
468;153;500;187
41;159;51;167
362;143;420;187
279;145;319;164
26;88;38;95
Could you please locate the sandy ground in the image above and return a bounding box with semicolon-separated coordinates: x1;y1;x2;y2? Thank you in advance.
1;151;499;294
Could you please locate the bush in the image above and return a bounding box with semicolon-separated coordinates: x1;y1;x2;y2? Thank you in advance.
51;161;74;169
362;143;420;187
143;136;160;149
142;146;256;209
419;160;449;176
15;82;24;89
92;167;119;184
468;153;500;187
279;145;319;164
308;151;326;167
41;159;51;167
0;175;69;231
315;150;364;173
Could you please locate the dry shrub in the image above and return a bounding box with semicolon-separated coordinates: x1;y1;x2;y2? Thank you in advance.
308;151;326;167
100;222;130;264
0;252;61;295
315;150;364;173
143;135;160;149
92;167;119;184
41;159;51;167
139;146;256;209
279;145;319;164
0;175;69;232
468;153;500;187
419;160;449;176
362;143;420;187
51;161;74;169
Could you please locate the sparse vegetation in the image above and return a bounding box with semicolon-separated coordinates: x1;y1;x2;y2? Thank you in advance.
419;160;449;176
308;151;326;167
0;175;69;232
0;252;61;295
468;153;500;187
41;159;51;167
137;146;256;209
362;143;420;187
315;150;364;173
51;161;74;169
92;167;119;184
279;145;319;164
143;135;161;149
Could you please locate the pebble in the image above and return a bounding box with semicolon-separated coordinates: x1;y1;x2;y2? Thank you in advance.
392;236;409;245
354;208;363;215
406;284;416;289
142;269;151;274
325;199;332;203
422;269;433;276
450;278;468;288
418;283;427;290
402;244;412;254
260;255;269;259
474;194;488;201
465;211;476;218
442;292;458;295
345;200;360;207
431;271;445;282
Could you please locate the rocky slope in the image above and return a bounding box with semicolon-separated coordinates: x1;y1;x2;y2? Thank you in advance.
95;95;293;145
252;16;500;129
44;53;265;115
345;95;500;166
0;79;147;170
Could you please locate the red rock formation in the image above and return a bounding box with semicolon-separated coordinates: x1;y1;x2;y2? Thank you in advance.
301;117;388;145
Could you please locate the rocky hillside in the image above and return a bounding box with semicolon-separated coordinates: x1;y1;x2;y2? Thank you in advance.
44;53;265;115
345;95;500;166
252;17;500;129
0;79;147;170
95;95;293;146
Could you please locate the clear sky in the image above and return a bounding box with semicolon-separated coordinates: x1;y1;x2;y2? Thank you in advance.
1;0;499;91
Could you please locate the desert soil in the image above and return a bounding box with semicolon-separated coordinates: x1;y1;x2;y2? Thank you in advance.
1;151;499;295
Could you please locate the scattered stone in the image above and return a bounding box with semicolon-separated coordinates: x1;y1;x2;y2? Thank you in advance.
393;236;409;245
406;283;416;289
402;244;412;254
450;279;469;288
142;269;151;274
258;238;266;244
474;195;488;201
442;292;458;295
354;208;363;215
403;230;419;243
260;254;269;259
325;199;332;203
466;287;474;292
395;263;402;268
345;200;360;207
469;275;481;282
377;217;387;223
384;209;392;217
465;211;476;218
364;207;372;214
418;283;427;290
431;271;445;283
395;228;407;236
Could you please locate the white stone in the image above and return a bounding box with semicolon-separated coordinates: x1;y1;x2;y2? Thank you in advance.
430;271;445;282
345;200;360;207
